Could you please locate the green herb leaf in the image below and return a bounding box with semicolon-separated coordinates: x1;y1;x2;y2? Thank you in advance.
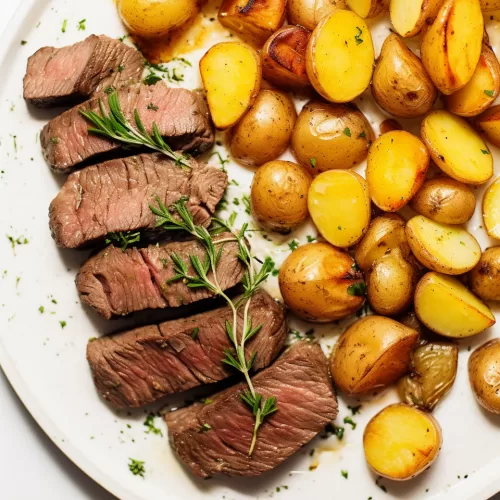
341;470;349;479
481;149;490;155
105;231;141;252
347;282;367;297
143;414;163;436
128;458;145;477
77;19;86;31
310;158;317;169
484;89;495;97
343;127;351;137
61;19;67;33
191;327;200;340
344;416;357;430
354;27;363;45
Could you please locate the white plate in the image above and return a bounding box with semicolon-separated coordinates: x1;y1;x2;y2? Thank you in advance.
1;1;500;499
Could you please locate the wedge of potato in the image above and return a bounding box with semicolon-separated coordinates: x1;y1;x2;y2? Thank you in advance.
366;131;429;212
262;25;311;89
475;105;500;148
415;272;496;337
200;42;261;130
469;247;500;301
308;170;371;247
347;0;388;18
483;176;500;239
390;0;443;38
446;44;500;117
421;110;493;185
218;0;286;43
306;10;374;103
287;0;345;31
421;0;484;95
364;404;442;480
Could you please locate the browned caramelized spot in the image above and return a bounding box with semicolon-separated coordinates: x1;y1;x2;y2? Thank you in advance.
380;118;403;134
269;26;310;77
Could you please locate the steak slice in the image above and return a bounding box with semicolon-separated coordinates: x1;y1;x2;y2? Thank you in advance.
49;153;227;249
23;35;144;107
166;341;338;478
41;83;214;173
86;289;286;408
76;234;244;319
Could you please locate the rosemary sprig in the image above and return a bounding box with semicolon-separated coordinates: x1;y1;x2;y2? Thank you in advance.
105;230;140;252
78;91;191;172
149;196;276;455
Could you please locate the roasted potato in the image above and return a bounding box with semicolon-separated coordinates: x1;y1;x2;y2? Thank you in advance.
406;215;481;275
355;214;410;271
483;176;500;239
364;404;442;480
446;44;500;117
118;0;199;37
399;341;459;411
228;89;296;167
200;42;261;130
218;0;286;43
262;26;311;89
475;105;500;148
410;177;476;225
366;131;429;212
421;110;493;185
347;0;388;18
398;310;425;336
372;34;436;118
470;247;500;301
469;339;500;414
330;316;419;395
390;0;443;38
308;170;371;247
367;248;418;316
290;101;374;174
479;0;500;10
278;242;365;321
287;0;345;31
379;119;403;134
415;272;496;338
421;0;484;95
250;160;312;232
306;10;374;102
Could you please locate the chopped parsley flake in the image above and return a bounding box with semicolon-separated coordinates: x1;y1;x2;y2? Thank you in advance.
354;27;363;45
104;86;115;94
21;40;27;45
341;470;348;479
348;404;362;415
242;194;251;214
147;102;159;111
77;19;86;31
59;320;67;329
128;458;145;477
359;131;366;138
117;64;125;73
288;240;299;251
307;235;316;243
119;34;129;42
347;282;367;297
343;127;351;137
481;149;490;155
484;89;495;97
143;414;163;436
61;19;68;33
310;158;317;169
344;416;357;429
38;306;44;314
199;423;212;432
202;398;213;405
191;327;200;340
143;72;162;86
50;137;59;144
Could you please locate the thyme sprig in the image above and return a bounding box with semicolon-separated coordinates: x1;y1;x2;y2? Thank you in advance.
105;230;140;251
78;91;191;171
149;196;276;455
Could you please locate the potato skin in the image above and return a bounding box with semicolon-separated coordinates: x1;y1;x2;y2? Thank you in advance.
483;176;500;240
228;89;296;167
291;101;374;174
479;0;500;11
469;247;500;301
278;243;365;322
287;0;346;31
347;0;388;18
390;0;443;38
469;339;500;414
250;160;312;232
410;177;476;224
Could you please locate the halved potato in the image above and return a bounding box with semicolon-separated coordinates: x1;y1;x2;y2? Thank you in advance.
262;25;311;89
421;110;493;185
287;0;345;32
218;0;286;43
415;272;496;337
347;0;388;18
366;131;429;212
469;246;500;301
306;10;375;102
406;215;481;274
446;44;500;117
483;176;500;239
479;0;500;10
308;170;371;247
421;0;484;95
330;316;419;396
390;0;443;38
200;42;261;130
475;105;500;148
364;404;442;480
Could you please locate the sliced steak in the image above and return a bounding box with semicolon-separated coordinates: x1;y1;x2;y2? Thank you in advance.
49;153;227;249
166;341;337;478
86;290;286;408
23;35;144;107
76;234;244;319
41;83;214;173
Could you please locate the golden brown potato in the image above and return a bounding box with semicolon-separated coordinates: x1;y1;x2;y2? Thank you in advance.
308;170;371;247
366;131;429;212
218;0;287;43
446;44;500;117
415;272;496;338
250;160;312;232
475;105;500;148
287;0;346;31
262;26;311;89
379;118;403;134
390;0;443;38
421;0;484;95
372;34;437;118
421;110;493;185
410;177;476;225
355;214;410;271
227;89;296;167
398;310;425;335
367;248;417;316
364;404;442;480
469;247;500;301
399;341;458;411
330;316;419;395
479;0;500;10
483;176;500;239
469;339;500;414
278;242;365;321
306;10;374;102
347;0;388;18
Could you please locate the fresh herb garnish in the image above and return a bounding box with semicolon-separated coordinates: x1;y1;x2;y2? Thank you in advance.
310;158;317;169
344;416;357;429
210;151;229;172
119;34;129;42
77;19;86;31
347;282;367;297
38;306;44;313
59;320;67;329
143;72;162;86
341;470;349;479
117;64;125;73
105;231;141;252
348;404;362;415
359;131;366;138
202;398;213;404
343;127;352;137
307;235;316;243
242;195;251;215
50;137;59;144
354;27;363;45
191;327;200;340
147;102;159;111
288;240;299;251
143;414;162;436
61;19;67;33
481;149;490;155
199;423;212;432
6;234;28;255
21;40;27;45
128;458;145;477
484;89;495;97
